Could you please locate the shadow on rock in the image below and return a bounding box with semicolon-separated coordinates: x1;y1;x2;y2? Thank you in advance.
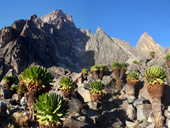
101;94;124;111
95;109;127;128
162;84;170;105
134;81;144;98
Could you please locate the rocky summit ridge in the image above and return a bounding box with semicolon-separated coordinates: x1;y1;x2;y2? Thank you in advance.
0;9;169;80
0;9;170;128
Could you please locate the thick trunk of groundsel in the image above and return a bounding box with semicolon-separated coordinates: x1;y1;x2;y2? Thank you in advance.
92;70;99;80
26;92;36;120
129;85;135;96
99;70;103;80
151;55;155;59
91;93;102;102
116;79;123;91
62;90;72;99
167;60;170;69
17;91;23;101
113;68;120;80
120;69;126;79
151;98;164;128
82;73;88;81
126;78;138;96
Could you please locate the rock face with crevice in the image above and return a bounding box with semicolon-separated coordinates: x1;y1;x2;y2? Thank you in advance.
82;27;129;68
0;10;90;80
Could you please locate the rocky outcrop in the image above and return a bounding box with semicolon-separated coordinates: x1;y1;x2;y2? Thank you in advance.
167;46;170;53
81;27;130;68
0;27;16;47
136;32;166;57
112;37;143;62
0;10;90;80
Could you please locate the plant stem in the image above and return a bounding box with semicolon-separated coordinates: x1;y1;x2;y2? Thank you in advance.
150;98;164;128
129;85;135;96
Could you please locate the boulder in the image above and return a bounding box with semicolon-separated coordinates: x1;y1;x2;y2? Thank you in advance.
68;98;83;115
126;104;136;120
63;118;90;128
0;102;7;117
136;104;152;121
133;98;144;107
76;116;86;123
77;86;91;103
167;119;170;128
12;111;29;127
127;96;136;103
138;81;151;101
125;121;137;128
3;89;13;99
96;110;125;128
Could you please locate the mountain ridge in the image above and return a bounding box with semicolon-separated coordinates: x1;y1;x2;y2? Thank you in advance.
0;9;169;80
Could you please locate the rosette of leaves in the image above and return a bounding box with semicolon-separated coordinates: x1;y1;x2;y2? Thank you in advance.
81;68;88;74
59;77;75;91
150;51;155;56
10;84;21;92
96;65;108;71
133;60;139;65
126;72;139;96
112;62;121;69
16;86;22;92
127;72;139;82
88;72;92;75
34;93;69;127
3;76;17;89
89;81;105;95
90;65;98;72
3;76;17;83
120;63;127;69
10;84;18;91
96;65;102;70
166;53;170;61
144;66;167;85
19;65;53;91
18;65;54;119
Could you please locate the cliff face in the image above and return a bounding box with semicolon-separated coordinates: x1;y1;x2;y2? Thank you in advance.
82;27;129;68
0;10;90;80
136;32;166;57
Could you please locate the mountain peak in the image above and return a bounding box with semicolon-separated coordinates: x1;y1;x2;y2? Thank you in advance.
143;32;148;36
136;32;165;56
96;26;104;33
41;9;73;24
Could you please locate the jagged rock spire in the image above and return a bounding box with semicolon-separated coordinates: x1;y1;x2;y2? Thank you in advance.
136;32;165;57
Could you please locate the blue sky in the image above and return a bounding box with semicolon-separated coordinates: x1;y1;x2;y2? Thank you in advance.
0;0;170;48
